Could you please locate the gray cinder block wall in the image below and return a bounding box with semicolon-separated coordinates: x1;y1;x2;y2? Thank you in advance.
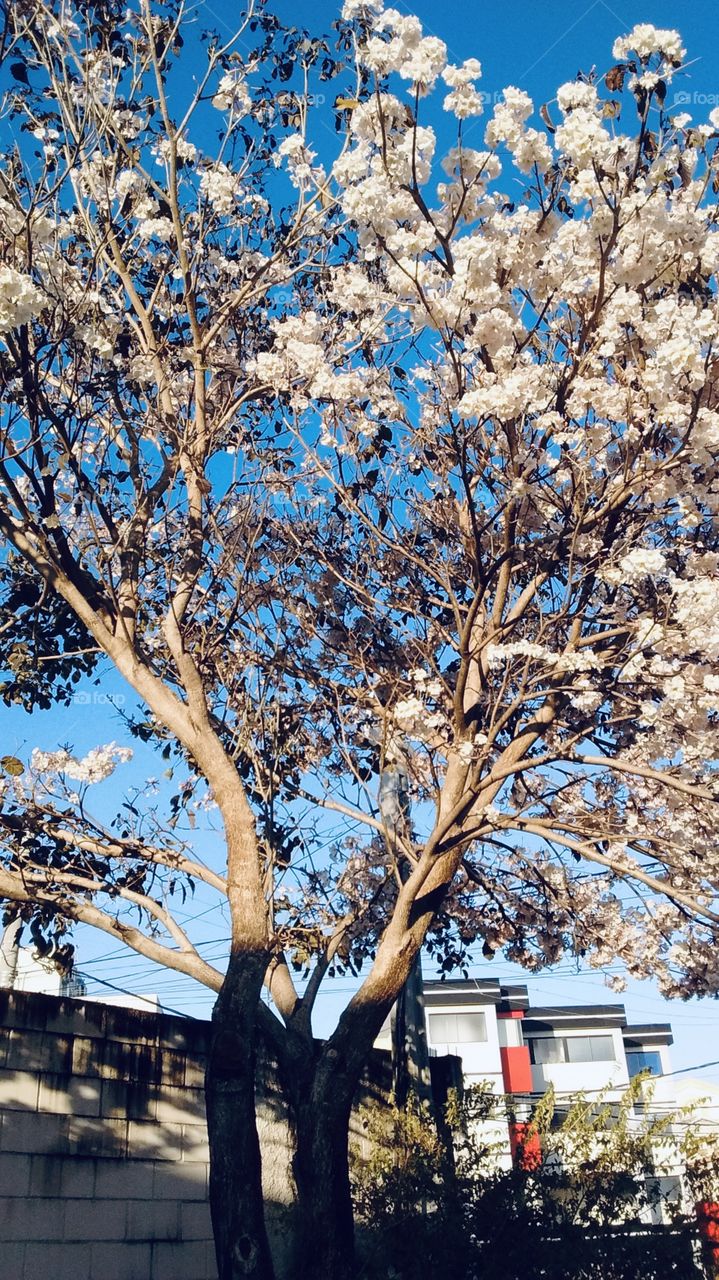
0;989;306;1280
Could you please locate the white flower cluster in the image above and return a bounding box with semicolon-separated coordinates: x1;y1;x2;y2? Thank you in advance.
154;136;198;167
73;49;121;108
612;24;685;66
485;86;533;147
75;321;117;358
252;312;326;387
484;88;552;173
485;642;600;674
454;734;489;765
136;217;174;242
112;169;140;203
362;10;447;92
390;668;449;745
408;666;443;697
31;742;133;785
556;81;598;114
274;134;324;190
0;198;53;245
251;311;369;406
128;191;175;241
30;124;60;160
601;547;667;584
212;69;252;116
0;265;45;335
342;0;384;17
554;81;610;170
442;59;483;119
200;164;243;215
392;695;426;728
42;2;80;40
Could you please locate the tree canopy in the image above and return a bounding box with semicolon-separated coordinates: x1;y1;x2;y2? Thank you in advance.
1;0;717;1000
0;3;718;1274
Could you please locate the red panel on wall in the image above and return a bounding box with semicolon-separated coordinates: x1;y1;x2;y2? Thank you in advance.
509;1122;542;1170
696;1202;719;1274
500;1045;532;1093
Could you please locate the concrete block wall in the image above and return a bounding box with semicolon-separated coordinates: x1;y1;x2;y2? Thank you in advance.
0;989;397;1280
0;990;295;1280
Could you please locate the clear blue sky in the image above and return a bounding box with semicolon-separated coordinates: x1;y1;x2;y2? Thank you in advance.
245;0;719;119
2;0;719;1085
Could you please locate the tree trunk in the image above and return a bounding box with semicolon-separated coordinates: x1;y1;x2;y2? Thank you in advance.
206;957;275;1280
390;951;432;1109
291;1060;357;1280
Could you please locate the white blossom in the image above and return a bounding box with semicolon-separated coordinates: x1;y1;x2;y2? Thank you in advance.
31;743;133;785
612;24;685;66
212;69;252;116
342;0;384;17
442;59;484;118
200;164;242;215
0;266;45;334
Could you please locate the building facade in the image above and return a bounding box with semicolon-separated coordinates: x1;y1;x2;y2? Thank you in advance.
419;977;674;1096
376;977;677;1170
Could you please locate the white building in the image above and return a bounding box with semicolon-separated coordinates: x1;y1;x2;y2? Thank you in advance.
0;931;162;1014
418;979;676;1101
376;978;686;1170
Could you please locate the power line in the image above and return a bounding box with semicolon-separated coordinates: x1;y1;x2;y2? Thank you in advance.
75;969;194;1021
71;965;719;1084
532;1060;719;1101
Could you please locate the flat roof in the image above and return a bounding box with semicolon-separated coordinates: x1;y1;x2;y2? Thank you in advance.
524;1005;627;1032
623;1024;674;1047
419;984;675;1042
423;979;501;1006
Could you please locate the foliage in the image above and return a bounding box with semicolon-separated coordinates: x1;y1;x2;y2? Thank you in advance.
0;1;716;1002
1;1;719;1272
351;1082;705;1280
683;1126;719;1205
0;554;97;711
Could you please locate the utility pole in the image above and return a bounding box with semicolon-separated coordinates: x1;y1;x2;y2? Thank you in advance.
0;917;21;989
379;763;433;1108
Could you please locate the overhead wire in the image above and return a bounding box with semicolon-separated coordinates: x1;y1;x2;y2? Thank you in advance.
74;968;195;1020
69;965;719;1089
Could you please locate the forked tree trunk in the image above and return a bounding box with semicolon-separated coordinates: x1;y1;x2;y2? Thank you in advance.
206;958;417;1280
292;1071;356;1280
287;978;424;1278
206;958;276;1280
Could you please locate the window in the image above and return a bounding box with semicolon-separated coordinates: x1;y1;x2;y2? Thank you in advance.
566;1035;616;1063
528;1034;616;1065
626;1050;662;1078
529;1037;564;1064
428;1011;487;1044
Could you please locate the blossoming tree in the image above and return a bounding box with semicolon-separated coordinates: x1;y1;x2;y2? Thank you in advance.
0;1;718;1276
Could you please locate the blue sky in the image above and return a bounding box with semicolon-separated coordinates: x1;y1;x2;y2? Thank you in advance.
240;0;719;120
2;0;719;1085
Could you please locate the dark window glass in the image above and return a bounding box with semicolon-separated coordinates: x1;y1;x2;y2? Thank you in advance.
626;1050;662;1077
528;1037;565;1064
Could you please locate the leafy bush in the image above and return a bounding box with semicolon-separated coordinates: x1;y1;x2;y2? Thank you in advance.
351;1081;705;1279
